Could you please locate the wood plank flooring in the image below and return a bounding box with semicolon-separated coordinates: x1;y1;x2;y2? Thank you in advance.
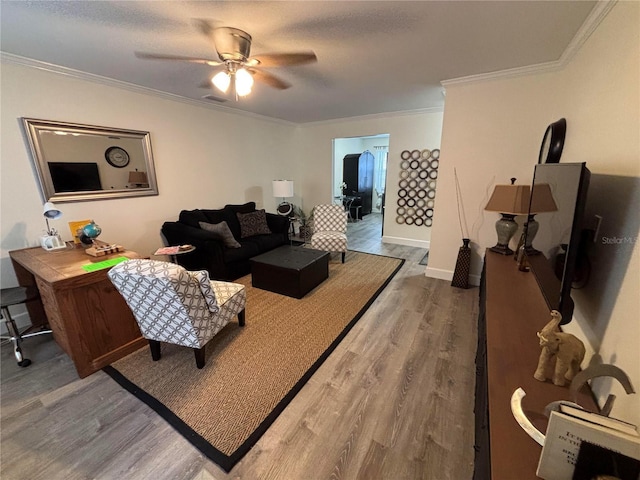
1;213;478;480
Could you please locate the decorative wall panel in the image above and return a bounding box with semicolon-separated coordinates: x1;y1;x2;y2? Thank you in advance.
396;148;439;227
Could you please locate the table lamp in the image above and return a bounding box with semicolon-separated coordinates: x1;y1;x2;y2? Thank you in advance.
484;178;530;255
128;170;149;188
523;183;557;255
272;180;294;216
41;201;66;250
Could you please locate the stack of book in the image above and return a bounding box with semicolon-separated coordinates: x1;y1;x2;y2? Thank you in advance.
537;404;640;480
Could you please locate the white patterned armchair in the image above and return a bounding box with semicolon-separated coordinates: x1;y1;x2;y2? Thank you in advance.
310;204;348;263
108;259;246;369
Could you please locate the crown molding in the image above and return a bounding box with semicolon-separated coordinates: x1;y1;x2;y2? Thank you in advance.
441;0;617;88
557;0;617;65
0;52;296;127
300;106;445;127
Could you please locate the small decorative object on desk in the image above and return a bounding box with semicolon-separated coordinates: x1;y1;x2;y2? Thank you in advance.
79;220;102;246
154;245;194;256
68;219;92;245
85;241;125;257
534;310;586;386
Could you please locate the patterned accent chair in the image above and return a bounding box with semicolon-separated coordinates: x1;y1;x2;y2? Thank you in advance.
108;259;246;369
310;204;348;263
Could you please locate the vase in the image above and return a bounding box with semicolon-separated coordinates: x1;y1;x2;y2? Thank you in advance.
451;238;471;289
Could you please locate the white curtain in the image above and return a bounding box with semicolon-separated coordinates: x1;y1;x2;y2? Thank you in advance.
373;147;387;211
374;148;387;194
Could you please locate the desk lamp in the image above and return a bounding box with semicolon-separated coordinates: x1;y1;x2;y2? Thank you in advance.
41;201;66;250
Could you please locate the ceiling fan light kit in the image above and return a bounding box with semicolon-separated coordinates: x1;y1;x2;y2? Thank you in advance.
212;70;231;92
135;22;317;100
212;66;254;97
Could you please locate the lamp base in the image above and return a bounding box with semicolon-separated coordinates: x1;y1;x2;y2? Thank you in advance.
276;201;293;216
490;243;514;256
491;213;518;256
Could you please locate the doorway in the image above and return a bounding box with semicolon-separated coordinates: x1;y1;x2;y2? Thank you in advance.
333;134;389;237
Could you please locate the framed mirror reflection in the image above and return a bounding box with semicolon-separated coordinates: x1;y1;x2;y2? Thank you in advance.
22;118;158;202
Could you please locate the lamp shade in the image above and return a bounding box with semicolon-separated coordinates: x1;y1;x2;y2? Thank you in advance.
43;201;62;219
235;68;254;96
128;171;148;184
212;71;231;93
529;183;558;214
484;184;531;215
272;180;294;198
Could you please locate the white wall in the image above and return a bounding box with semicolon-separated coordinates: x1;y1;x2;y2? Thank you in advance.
1;62;298;287
554;1;640;426
333;137;363;199
295;111;443;248
429;1;639;424
427;72;557;283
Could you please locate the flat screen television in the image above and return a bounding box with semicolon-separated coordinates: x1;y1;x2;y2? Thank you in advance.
48;162;102;192
525;162;590;325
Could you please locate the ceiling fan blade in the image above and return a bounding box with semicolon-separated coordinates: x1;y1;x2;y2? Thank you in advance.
194;18;215;38
248;68;291;90
135;52;221;66
247;52;317;67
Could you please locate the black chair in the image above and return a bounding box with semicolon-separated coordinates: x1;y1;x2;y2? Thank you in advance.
343;195;362;222
1;286;52;367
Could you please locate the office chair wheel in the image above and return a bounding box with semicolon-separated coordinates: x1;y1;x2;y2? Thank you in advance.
14;347;31;367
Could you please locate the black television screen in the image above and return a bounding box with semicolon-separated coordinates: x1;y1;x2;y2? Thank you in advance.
526;162;590;325
48;162;102;192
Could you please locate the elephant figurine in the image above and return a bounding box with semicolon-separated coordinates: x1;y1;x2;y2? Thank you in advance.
534;310;586;386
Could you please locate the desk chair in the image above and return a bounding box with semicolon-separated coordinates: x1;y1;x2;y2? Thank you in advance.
1;286;52;367
109;259;246;369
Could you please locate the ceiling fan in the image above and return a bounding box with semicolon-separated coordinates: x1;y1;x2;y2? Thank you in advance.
135;21;317;98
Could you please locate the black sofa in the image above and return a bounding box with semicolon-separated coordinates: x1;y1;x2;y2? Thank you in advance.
161;202;289;280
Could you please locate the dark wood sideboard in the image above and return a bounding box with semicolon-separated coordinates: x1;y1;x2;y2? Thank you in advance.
9;246;146;378
474;251;598;479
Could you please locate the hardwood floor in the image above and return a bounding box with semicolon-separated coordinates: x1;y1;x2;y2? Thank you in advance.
1;213;478;480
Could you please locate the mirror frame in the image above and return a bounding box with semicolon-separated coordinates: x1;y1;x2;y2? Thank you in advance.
22;117;159;203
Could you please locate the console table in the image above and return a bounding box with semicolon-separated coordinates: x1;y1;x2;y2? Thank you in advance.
475;251;597;479
9;246;146;378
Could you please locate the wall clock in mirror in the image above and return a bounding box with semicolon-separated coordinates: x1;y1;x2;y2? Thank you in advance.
105;146;130;168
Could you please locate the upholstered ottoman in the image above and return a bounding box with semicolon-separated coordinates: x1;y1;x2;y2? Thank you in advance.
250;245;329;299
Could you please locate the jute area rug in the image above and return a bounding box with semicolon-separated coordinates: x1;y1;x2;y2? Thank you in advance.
104;251;404;472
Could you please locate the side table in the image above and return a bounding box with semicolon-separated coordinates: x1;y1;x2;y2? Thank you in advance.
153;245;196;264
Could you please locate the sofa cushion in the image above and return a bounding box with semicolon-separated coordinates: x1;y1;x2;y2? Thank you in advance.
237;209;272;238
243;233;287;253
199;221;241;248
201;208;227;226
223;202;256;239
178;209;209;229
223;241;260;263
225;202;256;214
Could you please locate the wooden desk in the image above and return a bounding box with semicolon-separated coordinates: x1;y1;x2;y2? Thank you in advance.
475;251;597;479
9;246;146;378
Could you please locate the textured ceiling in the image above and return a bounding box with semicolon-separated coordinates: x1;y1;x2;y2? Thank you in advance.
0;1;597;123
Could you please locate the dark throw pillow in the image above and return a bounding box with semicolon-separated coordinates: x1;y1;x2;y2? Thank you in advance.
237;209;272;238
199;221;241;248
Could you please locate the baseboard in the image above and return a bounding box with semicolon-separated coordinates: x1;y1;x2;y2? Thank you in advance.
424;266;481;287
381;236;430;249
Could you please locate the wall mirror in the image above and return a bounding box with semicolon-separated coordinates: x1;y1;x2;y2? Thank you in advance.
22;118;158;203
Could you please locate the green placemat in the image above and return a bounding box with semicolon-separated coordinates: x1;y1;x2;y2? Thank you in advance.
82;256;129;272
